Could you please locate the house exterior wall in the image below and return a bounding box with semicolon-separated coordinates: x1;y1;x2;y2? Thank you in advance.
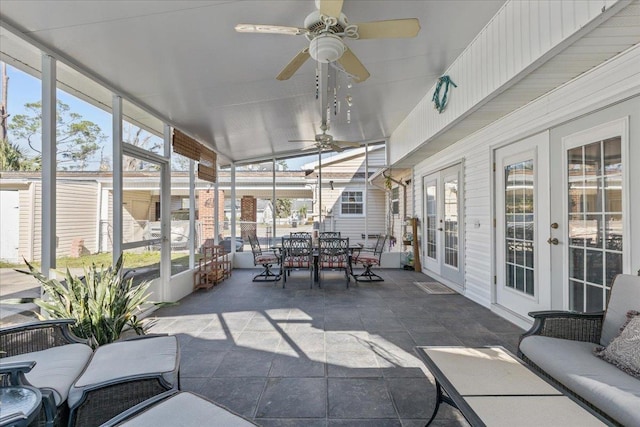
410;45;640;318
390;0;626;166
18;184;35;262
55;180;99;258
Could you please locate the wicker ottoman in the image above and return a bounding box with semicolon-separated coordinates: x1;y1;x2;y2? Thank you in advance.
67;335;180;427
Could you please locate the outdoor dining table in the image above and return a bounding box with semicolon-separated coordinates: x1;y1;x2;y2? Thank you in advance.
271;240;361;283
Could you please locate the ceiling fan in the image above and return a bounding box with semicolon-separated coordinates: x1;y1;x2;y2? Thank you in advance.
290;123;361;153
235;0;420;82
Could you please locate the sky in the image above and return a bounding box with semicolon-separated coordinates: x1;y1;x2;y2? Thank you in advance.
5;63;331;171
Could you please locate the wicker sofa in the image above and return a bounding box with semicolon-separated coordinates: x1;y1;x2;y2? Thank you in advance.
0;319;180;427
518;274;640;426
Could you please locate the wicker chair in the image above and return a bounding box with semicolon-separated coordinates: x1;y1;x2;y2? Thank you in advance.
351;234;388;282
317;237;350;287
281;237;313;288
248;233;280;282
1;320;180;427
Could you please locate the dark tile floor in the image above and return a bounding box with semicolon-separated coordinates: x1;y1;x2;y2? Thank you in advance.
148;268;525;426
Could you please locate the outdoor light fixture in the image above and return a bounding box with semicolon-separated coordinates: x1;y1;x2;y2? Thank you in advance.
329;180;334;190
309;33;345;63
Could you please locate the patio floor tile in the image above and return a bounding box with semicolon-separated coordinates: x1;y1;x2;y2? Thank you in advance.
327;378;397;419
256;377;327;418
147;268;523;426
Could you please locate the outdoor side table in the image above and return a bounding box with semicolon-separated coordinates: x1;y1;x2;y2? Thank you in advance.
0;386;42;427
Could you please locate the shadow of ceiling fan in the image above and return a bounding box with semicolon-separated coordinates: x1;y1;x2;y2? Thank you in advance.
290;123;360;153
235;0;420;82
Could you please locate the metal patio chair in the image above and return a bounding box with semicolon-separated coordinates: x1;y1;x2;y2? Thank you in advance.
352;234;388;282
319;231;341;238
281;237;313;288
248;233;281;282
318;237;350;288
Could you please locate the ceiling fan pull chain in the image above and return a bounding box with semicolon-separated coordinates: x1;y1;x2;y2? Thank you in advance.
315;68;319;100
334;87;337;115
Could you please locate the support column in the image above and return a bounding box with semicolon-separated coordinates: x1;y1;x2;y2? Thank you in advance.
112;95;123;266
189;159;195;269
41;54;56;277
214;162;220;245
159;124;172;300
272;158;276;247
365;143;369;247
230;163;236;254
318;150;322;231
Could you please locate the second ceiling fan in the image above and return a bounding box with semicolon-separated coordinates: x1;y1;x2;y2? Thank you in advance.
290;123;361;153
235;0;420;82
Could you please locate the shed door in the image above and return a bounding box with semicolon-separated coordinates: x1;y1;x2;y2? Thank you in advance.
0;190;20;262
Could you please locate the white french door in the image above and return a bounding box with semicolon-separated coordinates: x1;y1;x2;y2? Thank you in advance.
550;118;628;312
423;164;464;288
495;132;551;316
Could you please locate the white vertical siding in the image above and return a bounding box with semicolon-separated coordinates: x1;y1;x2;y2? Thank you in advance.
55;181;99;257
390;0;627;165
18;185;34;262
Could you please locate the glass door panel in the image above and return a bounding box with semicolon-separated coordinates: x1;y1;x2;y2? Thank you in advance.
566;137;622;312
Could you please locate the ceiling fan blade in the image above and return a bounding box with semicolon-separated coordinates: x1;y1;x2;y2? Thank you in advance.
354;19;421;39
330;143;345;153
276;48;311;80
337;47;370;83
235;24;307;36
334;140;361;148
289;139;316;143
319;0;344;18
301;145;320;151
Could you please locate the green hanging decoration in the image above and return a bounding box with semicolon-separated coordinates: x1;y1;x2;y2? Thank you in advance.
432;75;457;114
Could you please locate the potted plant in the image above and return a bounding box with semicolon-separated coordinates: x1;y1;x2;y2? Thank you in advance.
17;255;162;348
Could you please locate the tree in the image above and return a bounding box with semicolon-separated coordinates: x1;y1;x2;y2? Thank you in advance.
0;139;38;171
276;198;292;219
8;100;105;170
122;123;162;171
298;205;308;219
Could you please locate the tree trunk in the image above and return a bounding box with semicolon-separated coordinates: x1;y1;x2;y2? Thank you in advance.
0;62;8;141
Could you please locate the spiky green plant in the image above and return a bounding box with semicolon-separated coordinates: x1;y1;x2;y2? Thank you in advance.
18;255;155;348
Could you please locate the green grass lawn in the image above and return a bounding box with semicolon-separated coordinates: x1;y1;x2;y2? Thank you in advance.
1;251;194;270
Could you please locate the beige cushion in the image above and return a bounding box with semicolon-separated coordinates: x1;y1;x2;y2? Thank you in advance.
520;335;640;426
68;336;179;408
2;344;93;405
114;392;256;426
601;274;640;347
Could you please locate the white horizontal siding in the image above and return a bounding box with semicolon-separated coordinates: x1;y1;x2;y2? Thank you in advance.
411;43;640;308
390;0;630;165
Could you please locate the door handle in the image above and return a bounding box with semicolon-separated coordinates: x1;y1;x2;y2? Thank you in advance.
547;237;559;245
438;228;443;231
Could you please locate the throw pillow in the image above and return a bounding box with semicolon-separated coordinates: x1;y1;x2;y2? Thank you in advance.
594;310;640;379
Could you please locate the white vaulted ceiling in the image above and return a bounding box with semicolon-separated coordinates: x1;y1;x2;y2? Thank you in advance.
0;0;506;164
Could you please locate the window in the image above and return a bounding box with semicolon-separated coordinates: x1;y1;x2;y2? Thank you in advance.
391;187;400;215
341;191;363;215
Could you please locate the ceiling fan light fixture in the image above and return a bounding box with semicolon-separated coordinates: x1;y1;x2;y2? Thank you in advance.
309;33;345;63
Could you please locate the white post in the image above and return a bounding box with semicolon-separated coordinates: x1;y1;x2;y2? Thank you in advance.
272;158;276;246
214;162;220;245
230;163;237;254
159;124;172;301
41;54;56;278
365;143;369;247
189;159;196;269
318;150;322;231
112;95;123;266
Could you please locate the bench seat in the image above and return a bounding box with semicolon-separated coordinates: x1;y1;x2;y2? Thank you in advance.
519;335;640;427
